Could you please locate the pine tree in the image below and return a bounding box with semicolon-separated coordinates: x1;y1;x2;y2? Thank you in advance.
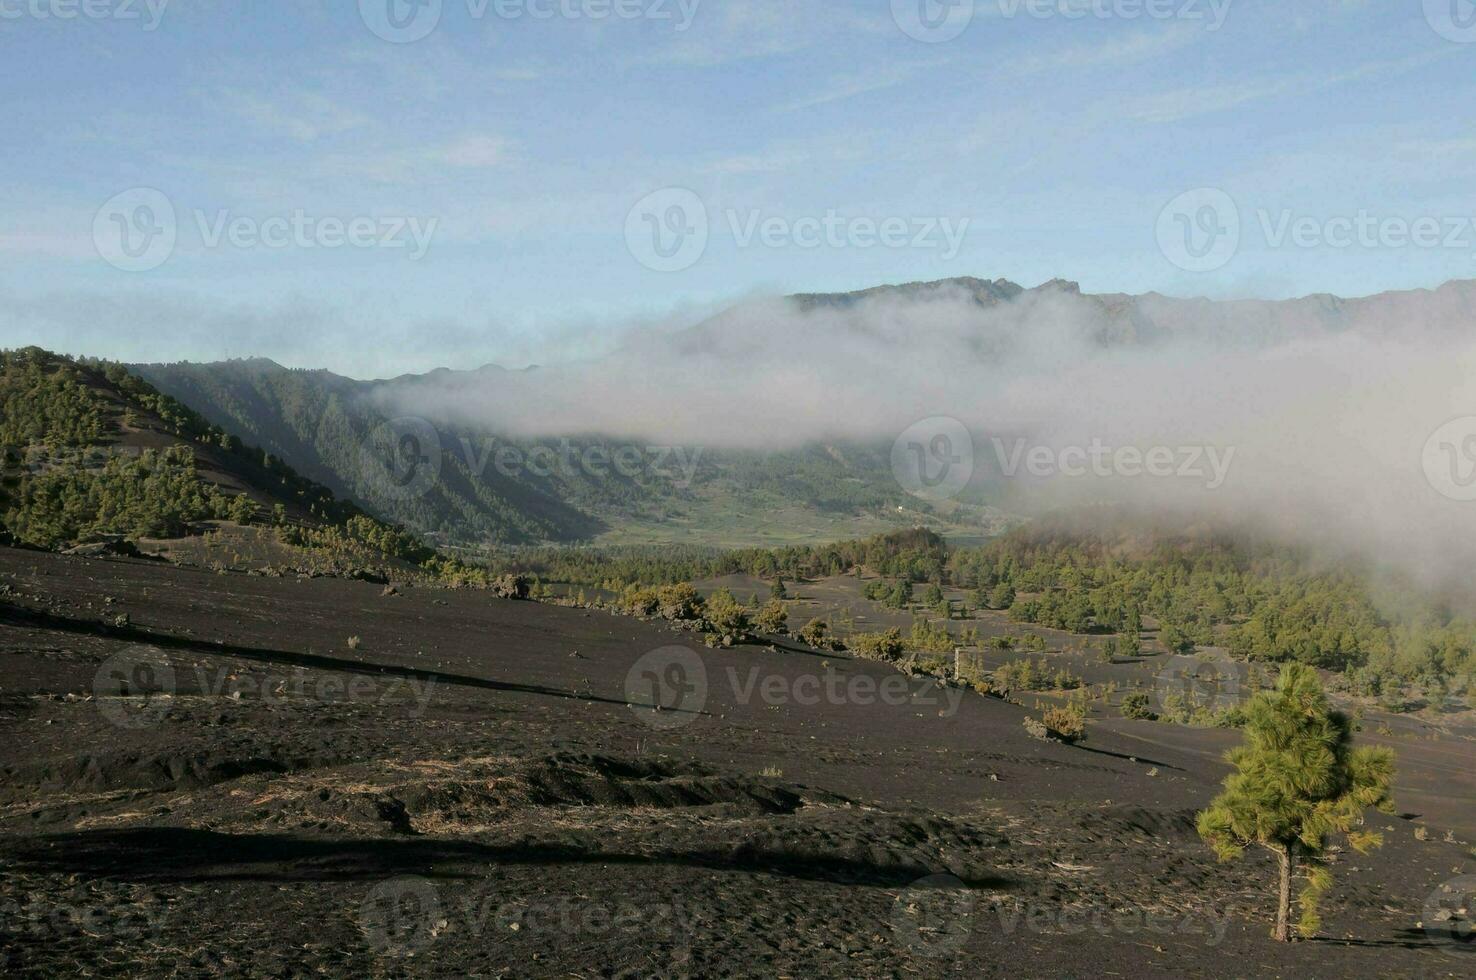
770;577;787;600
923;582;946;612
1197;664;1395;941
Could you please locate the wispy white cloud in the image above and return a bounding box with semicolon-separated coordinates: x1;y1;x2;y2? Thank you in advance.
775;62;933;112
306;135;516;185
215;89;371;142
435;136;513;168
999;24;1204;75
638;0;874;67
700;148;814;176
1122;47;1456;124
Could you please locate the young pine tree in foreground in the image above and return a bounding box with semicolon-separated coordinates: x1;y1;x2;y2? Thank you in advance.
1197;663;1395;942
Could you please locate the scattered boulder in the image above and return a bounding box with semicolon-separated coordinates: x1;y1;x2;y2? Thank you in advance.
63;538;141;559
492;574;531;600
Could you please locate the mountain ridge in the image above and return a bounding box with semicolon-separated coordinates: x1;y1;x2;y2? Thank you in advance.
128;275;1476;549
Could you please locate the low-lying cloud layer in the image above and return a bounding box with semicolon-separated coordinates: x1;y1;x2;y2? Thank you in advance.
376;278;1476;585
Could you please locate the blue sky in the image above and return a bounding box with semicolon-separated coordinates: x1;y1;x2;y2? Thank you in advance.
2;0;1474;376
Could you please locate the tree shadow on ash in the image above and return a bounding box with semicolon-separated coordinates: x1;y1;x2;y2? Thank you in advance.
1067;743;1186;772
761;637;847;662
0;602;690;717
3;827;1013;890
1309;929;1464;952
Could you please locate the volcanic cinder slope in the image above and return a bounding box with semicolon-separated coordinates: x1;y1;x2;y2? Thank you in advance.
1;548;1470;978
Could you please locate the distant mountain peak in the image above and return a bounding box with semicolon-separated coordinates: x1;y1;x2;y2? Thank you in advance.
787;275;1099;313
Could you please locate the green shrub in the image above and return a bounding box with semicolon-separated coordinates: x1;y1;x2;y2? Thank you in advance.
754;599;788;634
993;658;1081;693
703;587;750;639
799;618;834;650
620;586;660;617
1120;692;1157;720
849;627;906;662
1041;702;1088;743
909;616;954;654
656;583;704;620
